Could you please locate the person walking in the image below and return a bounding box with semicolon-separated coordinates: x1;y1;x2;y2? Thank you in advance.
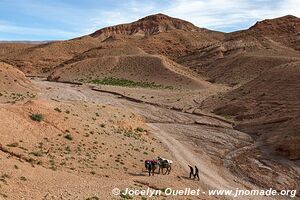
188;165;194;179
194;166;199;181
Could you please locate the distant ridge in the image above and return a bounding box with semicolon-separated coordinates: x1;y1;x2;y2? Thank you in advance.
0;40;55;44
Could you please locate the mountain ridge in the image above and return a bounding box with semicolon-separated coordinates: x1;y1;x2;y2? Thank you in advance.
90;13;203;39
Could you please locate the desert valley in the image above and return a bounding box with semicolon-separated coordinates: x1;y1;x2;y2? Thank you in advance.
0;13;299;199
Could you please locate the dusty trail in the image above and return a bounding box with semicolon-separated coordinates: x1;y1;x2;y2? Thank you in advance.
36;80;88;102
148;123;232;190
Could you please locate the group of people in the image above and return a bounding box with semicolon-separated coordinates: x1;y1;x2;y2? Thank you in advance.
188;165;199;181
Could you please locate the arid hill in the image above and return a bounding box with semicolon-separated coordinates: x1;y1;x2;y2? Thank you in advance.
203;62;300;159
177;15;300;85
48;43;209;90
0;14;224;76
229;15;300;50
0;62;36;103
0;43;34;57
90;14;224;59
0;36;103;75
90;13;200;38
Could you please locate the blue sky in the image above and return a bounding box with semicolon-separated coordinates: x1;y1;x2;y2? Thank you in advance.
0;0;299;40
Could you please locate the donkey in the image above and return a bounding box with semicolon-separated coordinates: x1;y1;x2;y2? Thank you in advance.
157;157;173;175
144;160;158;176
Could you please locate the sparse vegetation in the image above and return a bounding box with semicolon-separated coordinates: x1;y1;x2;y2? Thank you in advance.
160;188;167;193
89;77;163;89
64;134;73;141
120;191;133;199
90;171;96;175
54;107;62;112
30;114;44;122
30;151;44;157
135;127;144;132
86;197;99;200
0;192;8;198
6;142;19;147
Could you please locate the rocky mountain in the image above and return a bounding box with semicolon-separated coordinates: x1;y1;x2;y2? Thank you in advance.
90;13;200;38
229;15;300;50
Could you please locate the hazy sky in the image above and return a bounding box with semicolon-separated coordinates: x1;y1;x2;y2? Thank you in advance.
0;0;299;40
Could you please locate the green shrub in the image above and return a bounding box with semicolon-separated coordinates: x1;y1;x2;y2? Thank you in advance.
135;127;144;132
64;134;73;141
30;114;43;122
120;191;133;199
54;107;62;112
89;77;162;89
6;142;19;147
86;197;99;200
30;151;43;157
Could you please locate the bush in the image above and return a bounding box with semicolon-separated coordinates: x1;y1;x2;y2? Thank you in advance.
30;151;43;157
120;191;133;199
64;134;73;141
86;197;99;200
6;142;19;147
135;127;144;132
30;114;43;122
54;107;62;112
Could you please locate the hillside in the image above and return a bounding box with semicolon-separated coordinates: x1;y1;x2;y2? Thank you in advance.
90;13;200;38
0;62;37;103
203;62;300;160
229;15;300;50
177;15;300;85
90;14;224;60
0;36;102;75
48;43;209;90
0;14;224;76
1;97;198;199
